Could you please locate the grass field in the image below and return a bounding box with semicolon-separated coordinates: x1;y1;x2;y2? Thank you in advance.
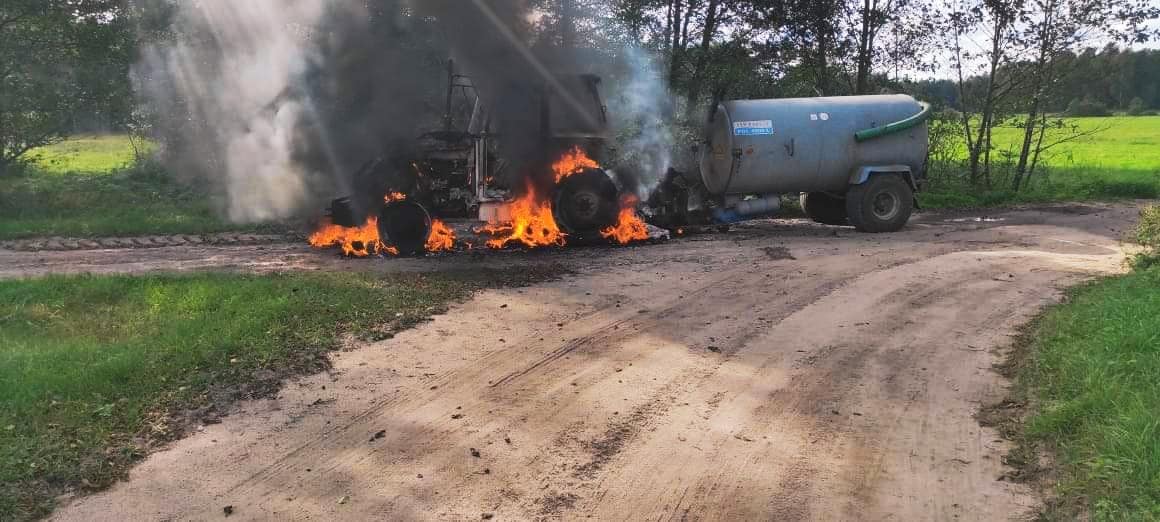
0;269;550;521
924;116;1160;208
0;135;256;240
985;116;1160;172
999;207;1160;520
26;135;154;175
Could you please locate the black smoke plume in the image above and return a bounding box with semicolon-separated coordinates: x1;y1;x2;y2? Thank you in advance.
134;0;670;222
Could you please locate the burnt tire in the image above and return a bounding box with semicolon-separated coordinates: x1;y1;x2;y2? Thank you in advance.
379;200;432;256
799;192;848;226
554;168;620;238
845;175;914;233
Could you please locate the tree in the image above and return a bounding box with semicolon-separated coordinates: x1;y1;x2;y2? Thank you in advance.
744;0;851;95
1066;96;1111;116
561;0;577;47
0;0;134;176
937;0;1025;187
1010;0;1160;191
667;0;694;80
1127;96;1147;115
789;0;850;94
530;0;607;47
681;0;725;120
853;0;917;93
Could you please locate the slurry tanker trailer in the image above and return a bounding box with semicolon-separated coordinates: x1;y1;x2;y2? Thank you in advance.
648;94;932;233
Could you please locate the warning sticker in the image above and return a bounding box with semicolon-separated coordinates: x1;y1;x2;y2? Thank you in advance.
733;120;774;136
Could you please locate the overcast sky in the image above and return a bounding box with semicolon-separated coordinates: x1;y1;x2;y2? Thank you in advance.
909;15;1160;80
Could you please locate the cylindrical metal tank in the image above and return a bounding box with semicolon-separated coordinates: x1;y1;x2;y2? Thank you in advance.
700;94;929;195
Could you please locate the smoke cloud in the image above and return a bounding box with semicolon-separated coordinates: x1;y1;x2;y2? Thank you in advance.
135;1;328;222
412;0;612;193
607;46;677;198
134;0;446;222
134;0;677;222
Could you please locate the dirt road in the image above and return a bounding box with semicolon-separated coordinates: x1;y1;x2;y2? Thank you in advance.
36;203;1139;521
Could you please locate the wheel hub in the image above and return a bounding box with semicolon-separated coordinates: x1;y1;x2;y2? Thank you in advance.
872;191;900;221
568;191;601;221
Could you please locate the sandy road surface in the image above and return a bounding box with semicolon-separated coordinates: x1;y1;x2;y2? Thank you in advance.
32;203;1140;521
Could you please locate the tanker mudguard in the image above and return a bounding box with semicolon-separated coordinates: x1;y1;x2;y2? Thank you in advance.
850;165;917;191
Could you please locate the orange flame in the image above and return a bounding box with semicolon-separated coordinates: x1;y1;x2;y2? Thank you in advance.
481;183;566;249
426;219;456;252
600;196;649;245
309;192;456;256
308;217;394;257
553;146;599;183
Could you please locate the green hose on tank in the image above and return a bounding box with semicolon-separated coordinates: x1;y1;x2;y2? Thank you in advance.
854;102;932;143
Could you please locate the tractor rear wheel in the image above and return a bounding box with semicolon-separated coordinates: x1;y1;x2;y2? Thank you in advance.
554;168;620;238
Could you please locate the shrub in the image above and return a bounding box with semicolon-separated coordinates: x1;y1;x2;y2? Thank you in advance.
1127;97;1148;116
1066;97;1111;117
937;107;963;122
1131;205;1160;269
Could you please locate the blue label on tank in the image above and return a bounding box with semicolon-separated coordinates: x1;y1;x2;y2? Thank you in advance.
733;120;774;136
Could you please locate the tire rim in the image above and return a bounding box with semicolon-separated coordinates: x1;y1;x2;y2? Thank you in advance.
568;190;601;222
872;191;900;221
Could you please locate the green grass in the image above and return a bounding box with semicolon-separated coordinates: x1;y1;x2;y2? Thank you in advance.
0;135;254;239
924;116;1160;208
986;116;1160;172
25;135;153;175
1133;205;1160;270
1004;209;1160;520
0;270;529;521
1018;269;1160;520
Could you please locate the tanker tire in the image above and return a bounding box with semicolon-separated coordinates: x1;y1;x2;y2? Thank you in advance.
845;175;914;233
800;192;848;226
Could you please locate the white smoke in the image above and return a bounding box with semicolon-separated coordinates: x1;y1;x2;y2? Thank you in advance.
608;46;676;198
134;0;335;223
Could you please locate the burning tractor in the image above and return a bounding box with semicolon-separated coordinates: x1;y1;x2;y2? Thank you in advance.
310;61;647;257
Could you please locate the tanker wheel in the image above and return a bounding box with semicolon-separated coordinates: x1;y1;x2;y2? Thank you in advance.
845;175;914;233
799;192;848;226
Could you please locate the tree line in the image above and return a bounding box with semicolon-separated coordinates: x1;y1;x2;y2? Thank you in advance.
1;0;1157;191
912;46;1160;115
539;0;1157;192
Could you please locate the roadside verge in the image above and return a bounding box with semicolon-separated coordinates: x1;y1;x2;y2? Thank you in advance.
983;205;1160;520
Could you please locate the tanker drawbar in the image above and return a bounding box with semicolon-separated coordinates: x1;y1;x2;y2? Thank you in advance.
647;94;931;233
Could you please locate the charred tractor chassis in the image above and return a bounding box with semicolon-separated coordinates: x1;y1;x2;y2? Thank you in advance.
327;61;626;255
